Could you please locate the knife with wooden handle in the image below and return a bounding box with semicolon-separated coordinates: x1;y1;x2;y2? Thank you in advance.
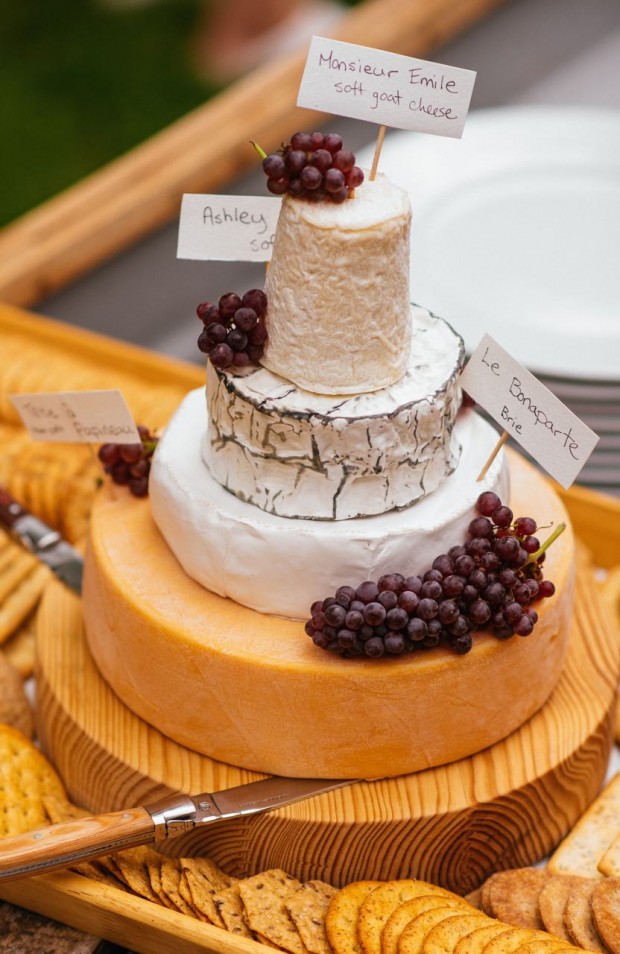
0;775;355;881
0;487;83;595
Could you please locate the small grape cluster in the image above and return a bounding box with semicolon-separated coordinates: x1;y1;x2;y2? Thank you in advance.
305;491;561;659
261;132;364;203
197;289;268;370
98;426;158;498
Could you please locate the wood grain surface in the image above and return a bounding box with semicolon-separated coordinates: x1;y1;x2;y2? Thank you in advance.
0;0;508;307
34;550;619;899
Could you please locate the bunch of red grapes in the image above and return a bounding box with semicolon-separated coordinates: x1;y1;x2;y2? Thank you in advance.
261;132;364;203
197;289;268;370
98;426;158;498
305;491;559;659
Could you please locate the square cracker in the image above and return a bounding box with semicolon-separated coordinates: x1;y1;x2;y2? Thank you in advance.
548;772;620;879
237;868;307;954
213;882;254;938
285;880;337;954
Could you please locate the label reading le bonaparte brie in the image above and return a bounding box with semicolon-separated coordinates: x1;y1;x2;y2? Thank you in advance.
298;36;476;137
177;194;281;262
460;335;599;488
9;390;141;444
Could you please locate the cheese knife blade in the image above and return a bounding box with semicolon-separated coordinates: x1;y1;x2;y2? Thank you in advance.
0;775;355;881
0;487;83;595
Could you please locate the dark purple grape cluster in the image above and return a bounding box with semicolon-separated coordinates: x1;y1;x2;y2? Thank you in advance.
196;289;268;370
261;132;364;203
305;491;559;659
98;426;158;498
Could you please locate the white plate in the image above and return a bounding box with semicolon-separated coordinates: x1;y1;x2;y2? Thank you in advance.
358;106;620;380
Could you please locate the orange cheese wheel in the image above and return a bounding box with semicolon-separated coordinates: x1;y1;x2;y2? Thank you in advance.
83;452;574;780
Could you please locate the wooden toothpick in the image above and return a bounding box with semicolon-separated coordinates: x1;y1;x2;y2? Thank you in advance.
369;125;387;181
477;431;509;481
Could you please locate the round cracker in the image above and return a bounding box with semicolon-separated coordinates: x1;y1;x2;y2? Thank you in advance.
325;880;382;954
397;907;465;953
422;911;494;952
453;923;518;954
0;650;34;737
591;877;620;954
0;724;66;837
357;879;460;954
381;894;472;954
480;928;542;953
511;943;577;953
564;879;607;952
537;875;591;942
486;868;551;930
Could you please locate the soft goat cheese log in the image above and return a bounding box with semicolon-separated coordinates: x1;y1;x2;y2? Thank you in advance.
261;174;411;395
203;306;464;520
151;390;509;619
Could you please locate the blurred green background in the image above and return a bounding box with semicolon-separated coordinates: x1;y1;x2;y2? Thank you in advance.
0;0;217;228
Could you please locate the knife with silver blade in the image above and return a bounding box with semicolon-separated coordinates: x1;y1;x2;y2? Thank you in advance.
0;487;83;595
0;775;355;881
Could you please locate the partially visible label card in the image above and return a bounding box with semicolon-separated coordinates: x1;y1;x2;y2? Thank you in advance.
10;390;141;444
177;194;281;262
298;36;476;138
460;335;599;488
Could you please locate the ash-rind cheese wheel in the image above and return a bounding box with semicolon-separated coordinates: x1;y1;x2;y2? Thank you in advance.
203;307;464;521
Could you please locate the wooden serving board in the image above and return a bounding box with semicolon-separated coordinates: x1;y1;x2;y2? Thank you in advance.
33;556;619;901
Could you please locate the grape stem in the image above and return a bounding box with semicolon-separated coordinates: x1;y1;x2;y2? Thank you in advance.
250;140;267;160
527;522;566;564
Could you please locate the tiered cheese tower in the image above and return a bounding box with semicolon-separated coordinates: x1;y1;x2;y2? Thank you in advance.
83;170;575;779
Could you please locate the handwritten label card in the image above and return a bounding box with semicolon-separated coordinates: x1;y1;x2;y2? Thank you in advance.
10;390;141;444
298;36;476;138
177;194;281;262
460;335;599;488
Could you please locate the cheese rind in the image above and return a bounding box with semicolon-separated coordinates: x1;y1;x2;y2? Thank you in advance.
261;177;412;394
84;451;574;780
151;389;508;618
204;307;464;520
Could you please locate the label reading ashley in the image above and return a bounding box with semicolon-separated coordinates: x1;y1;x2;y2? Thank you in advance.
459;335;599;488
9;390;141;444
177;194;282;262
298;36;476;138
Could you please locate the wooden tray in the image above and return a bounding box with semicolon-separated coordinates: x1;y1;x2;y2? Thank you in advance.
1;306;620;951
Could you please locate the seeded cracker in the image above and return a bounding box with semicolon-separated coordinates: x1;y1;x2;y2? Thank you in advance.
213;882;254;938
237;868;308;954
285;880;337;954
326;881;382;954
160;857;195;916
179;858;229;926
